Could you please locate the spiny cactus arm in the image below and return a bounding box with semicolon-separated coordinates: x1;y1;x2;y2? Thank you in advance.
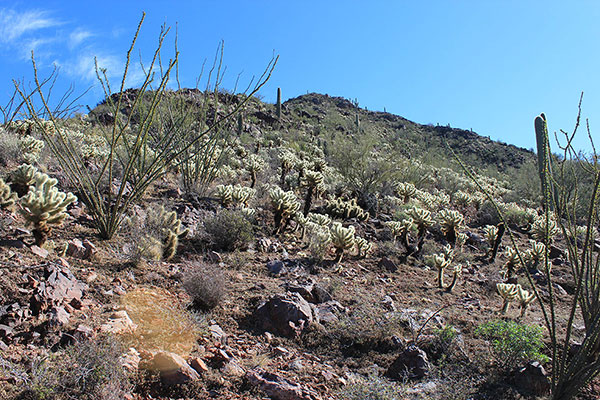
489;222;505;262
497;283;518;314
446;264;463;292
517;285;536;317
0;178;18;208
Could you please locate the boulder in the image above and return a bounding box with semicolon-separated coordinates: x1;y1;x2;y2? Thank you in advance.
386;345;430;380
150;351;200;386
100;310;137;334
514;361;550;396
30;265;88;315
286;279;332;304
246;369;321;400
255;292;313;338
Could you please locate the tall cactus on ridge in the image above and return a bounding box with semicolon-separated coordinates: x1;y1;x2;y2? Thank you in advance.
276;87;282;121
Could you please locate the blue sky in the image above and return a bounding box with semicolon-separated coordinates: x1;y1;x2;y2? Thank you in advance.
0;1;599;152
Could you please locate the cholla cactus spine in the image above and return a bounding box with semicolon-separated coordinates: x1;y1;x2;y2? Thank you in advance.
531;215;559;243
0;179;17;208
215;184;233;207
269;186;300;235
20;136;45;164
497;283;519;314
396;182;416;203
446;264;463;292
9;164;40;197
439;209;464;244
19;173;77;246
145;206;188;260
456;232;468;250
517;285;536;318
355;236;372;258
330;222;356;263
301;170;324;216
429;253;451;288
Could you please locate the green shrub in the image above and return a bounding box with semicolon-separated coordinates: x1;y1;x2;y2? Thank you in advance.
475;320;548;370
204;208;253;251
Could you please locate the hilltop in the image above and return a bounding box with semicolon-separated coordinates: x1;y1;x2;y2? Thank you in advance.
0;86;595;400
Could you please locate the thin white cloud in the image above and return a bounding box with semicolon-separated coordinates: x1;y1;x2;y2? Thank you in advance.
64;52;147;88
0;8;61;43
68;28;93;49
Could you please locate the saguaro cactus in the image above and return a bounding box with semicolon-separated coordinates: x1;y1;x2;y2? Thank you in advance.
276;87;282;120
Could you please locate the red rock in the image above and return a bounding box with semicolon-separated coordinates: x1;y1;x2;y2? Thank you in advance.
190;357;209;374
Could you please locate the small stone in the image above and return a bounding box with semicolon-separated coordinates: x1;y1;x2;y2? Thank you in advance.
267;260;285;275
190;357;209;374
50;306;71;326
30;245;49;258
379;257;397;272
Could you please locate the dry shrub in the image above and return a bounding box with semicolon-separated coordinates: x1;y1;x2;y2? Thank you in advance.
15;335;130;400
121;287;199;356
203;208;253;251
182;261;226;310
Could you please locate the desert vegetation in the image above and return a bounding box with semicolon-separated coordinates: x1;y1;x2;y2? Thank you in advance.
1;15;600;400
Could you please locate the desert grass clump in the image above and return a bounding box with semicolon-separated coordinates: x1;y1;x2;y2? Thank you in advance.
183;261;226;310
121;287;200;355
305;222;332;262
204;208;253;251
19;172;77;246
330;222;356;263
23;335;131;400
